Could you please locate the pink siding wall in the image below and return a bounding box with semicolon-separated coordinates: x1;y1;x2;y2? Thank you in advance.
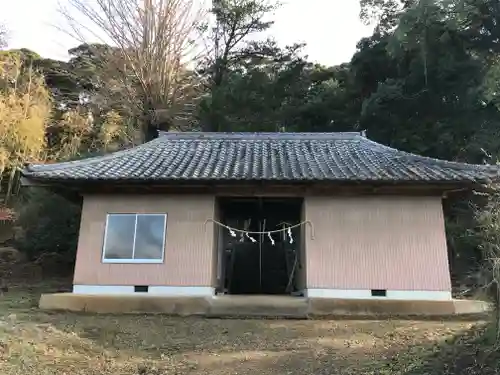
304;196;451;291
73;193;451;292
73;194;215;286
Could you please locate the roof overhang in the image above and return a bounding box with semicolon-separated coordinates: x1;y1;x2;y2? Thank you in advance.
20;175;492;198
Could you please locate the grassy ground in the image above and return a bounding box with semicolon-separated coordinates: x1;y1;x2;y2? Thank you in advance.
0;282;499;375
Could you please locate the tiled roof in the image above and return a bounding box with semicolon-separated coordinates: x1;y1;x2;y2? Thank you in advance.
21;132;500;184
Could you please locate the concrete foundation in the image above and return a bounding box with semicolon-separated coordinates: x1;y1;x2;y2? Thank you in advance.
39;294;492;319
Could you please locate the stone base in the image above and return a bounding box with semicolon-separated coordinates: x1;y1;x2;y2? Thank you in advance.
39;293;209;315
39;294;492;319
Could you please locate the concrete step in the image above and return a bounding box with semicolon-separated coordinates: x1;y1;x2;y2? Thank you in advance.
38;293;492;319
208;295;309;318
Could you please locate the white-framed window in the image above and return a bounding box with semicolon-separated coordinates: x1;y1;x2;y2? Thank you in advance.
102;213;167;264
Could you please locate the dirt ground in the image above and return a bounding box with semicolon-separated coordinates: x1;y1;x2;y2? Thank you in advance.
0;282;494;375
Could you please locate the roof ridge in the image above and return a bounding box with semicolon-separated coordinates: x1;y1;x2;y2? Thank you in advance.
157;131;364;141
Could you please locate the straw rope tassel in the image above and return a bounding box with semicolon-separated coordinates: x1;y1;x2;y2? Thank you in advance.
267;232;275;246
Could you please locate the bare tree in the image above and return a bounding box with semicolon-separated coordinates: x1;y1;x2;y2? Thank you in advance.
59;0;205;140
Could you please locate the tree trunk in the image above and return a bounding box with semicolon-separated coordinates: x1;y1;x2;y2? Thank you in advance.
142;98;159;142
141;110;159;142
145;124;159;142
494;282;500;342
203;85;223;132
202;112;219;132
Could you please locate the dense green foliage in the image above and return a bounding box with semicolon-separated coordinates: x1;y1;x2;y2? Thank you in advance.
15;190;81;270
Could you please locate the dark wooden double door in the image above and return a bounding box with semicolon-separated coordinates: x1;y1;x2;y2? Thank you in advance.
221;198;302;295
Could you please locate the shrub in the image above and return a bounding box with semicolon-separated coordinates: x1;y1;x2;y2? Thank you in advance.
474;186;500;341
14;189;81;276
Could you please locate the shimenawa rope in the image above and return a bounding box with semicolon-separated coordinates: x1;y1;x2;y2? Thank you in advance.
204;219;315;241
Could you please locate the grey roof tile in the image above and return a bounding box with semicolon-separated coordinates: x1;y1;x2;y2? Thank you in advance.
21;132;500;184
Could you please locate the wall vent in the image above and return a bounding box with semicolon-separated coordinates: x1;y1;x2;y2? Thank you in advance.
134;286;149;293
371;289;387;297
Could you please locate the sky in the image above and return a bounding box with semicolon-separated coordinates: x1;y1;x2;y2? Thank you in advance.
1;0;374;66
